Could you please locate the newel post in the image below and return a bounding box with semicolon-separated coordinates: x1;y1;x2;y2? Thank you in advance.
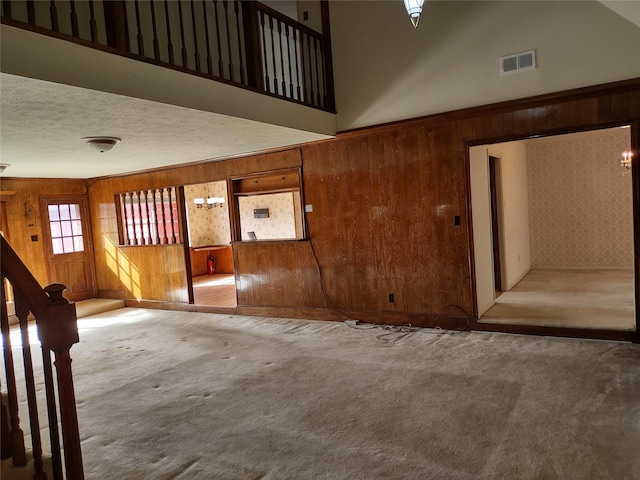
39;284;84;480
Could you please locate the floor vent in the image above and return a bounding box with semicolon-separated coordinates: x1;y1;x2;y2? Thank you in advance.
500;50;536;75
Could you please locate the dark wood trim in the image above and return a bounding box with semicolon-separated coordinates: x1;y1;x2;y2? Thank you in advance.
176;186;194;304
339;77;640;138
472;320;636;343
488;155;502;293
631;118;640;343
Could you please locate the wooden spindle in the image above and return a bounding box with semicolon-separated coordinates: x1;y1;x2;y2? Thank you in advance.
42;347;64;480
300;32;308;104
314;37;321;106
168;187;176;243
260;11;269;90
233;0;245;84
88;0;97;42
202;0;213;74
223;0;234;81
134;0;144;56
164;0;174;64
49;1;59;32
26;0;35;25
160;188;168;244
0;281;26;467
15;298;47;480
190;1;201;71
151;189;161;243
307;34;314;106
277;19;286;96
213;0;224;77
269;15;277;93
285;23;293;98
150;0;160;60
144;190;152;245
69;0;79;37
320;41;327;108
293;28;301;101
177;0;188;67
126;193;135;245
136;191;144;245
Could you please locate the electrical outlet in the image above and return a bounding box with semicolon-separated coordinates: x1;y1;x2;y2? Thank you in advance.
388;293;394;303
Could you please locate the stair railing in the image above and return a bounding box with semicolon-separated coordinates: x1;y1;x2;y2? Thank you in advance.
1;235;84;480
0;0;335;112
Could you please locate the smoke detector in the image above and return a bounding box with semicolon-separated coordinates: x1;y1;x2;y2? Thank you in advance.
81;136;121;153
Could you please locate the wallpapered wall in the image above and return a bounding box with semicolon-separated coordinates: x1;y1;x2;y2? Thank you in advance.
239;192;298;240
184;181;231;246
526;127;632;268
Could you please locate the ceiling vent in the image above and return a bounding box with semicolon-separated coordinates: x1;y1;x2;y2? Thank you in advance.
500;50;536;75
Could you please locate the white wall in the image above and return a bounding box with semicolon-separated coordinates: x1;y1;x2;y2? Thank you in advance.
470;146;495;317
492;142;532;290
329;1;640;131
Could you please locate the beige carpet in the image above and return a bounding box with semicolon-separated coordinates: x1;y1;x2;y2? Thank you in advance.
481;269;635;331
4;308;640;479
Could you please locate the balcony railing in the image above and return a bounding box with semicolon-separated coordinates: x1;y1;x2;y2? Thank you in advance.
0;0;335;112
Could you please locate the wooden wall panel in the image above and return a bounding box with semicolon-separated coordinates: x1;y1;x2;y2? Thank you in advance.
233;241;324;308
302;137;378;311
76;79;638;338
1;178;87;287
87;149;302;302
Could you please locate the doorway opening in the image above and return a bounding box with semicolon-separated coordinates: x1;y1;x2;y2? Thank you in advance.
184;181;236;308
470;126;635;332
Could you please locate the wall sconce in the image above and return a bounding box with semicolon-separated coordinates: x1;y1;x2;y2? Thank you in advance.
621;150;632;175
194;197;226;209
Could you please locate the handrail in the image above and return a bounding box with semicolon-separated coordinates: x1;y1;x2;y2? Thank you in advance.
1;236;84;480
0;0;335;112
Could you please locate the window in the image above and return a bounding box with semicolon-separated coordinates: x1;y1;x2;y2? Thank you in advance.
230;168;305;241
115;187;181;245
48;203;84;254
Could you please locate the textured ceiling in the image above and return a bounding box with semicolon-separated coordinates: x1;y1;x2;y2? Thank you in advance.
0;73;332;179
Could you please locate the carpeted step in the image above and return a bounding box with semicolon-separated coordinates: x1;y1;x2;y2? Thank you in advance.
75;298;125;318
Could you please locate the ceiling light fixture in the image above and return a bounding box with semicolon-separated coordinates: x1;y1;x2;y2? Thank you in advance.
81;136;121;153
404;0;425;28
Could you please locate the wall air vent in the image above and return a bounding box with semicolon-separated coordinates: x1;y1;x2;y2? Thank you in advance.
500;50;536;76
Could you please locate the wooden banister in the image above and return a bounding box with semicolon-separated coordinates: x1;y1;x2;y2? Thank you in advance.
0;0;335;112
1;236;84;479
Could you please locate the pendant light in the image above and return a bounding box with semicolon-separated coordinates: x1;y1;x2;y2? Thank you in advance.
404;0;425;28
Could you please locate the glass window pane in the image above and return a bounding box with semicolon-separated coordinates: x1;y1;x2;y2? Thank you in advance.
50;221;62;239
48;205;60;221
69;204;81;220
52;238;64;254
71;220;83;236
73;236;84;252
59;204;71;221
62;237;74;253
61;220;72;236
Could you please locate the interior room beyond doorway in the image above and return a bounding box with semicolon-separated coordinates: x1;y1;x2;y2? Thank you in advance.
470;126;635;332
185;180;237;308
